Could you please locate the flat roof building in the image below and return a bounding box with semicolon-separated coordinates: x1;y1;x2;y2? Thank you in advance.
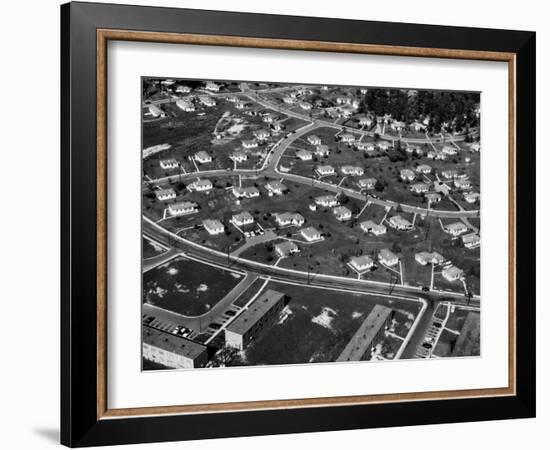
225;290;286;351
336;305;393;362
142;326;208;369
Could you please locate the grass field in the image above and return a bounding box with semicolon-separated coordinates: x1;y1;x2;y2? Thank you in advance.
142;237;167;259
143;256;244;316
233;281;421;366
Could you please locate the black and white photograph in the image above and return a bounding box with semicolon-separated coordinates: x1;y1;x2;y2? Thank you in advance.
141;78;481;370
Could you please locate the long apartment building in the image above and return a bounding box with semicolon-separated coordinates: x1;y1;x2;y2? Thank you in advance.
225;290;286;351
336;305;393;362
142;326;209;369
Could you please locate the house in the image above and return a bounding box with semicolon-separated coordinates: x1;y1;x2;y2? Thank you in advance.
357;115;373;127
147;104;165;118
298;101;312;110
333;206;352;221
159;158;179;170
203;219;225;235
462;233;481;249
242;139;258;149
336;96;351;105
349;255;374;272
444;221;469;236
340;133;355;144
226;95;239;103
470;142;481;152
307;135;322;146
316;165;335;176
378;141;391;151
168;201;198;216
198;95;216;107
464;192;480;203
415;251;445;266
341;165;364;176
231;211;254;226
225;290;286;351
271;122;283;133
175;85;191;93
400;169;416;181
315;194;339;207
235;101;246;110
155;188;176;202
262;113;277;123
410;182;429;194
354;142;368;151
357;178;377;190
254;129;270;141
442;265;464;282
391;120;406;131
441;169;458;179
442;145;458;156
360;220;387;236
379;248;399;267
265;180;288;195
194;151;212;164
274;212;304;227
188;179;213;192
388;215;413;231
425;192;442;203
295;149;313;161
274;241;300;257
282;96;295;104
204;81;221;92
411;121;426;132
427;150;446;160
454;178;472;190
363;143;376;153
315;144;330;157
232;186;260;199
175;99;195;112
416;164;432;174
300;226;322;242
230;151;247;163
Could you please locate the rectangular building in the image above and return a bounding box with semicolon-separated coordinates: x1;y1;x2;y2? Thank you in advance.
336;305;393;362
225;290;286;350
142;326;209;369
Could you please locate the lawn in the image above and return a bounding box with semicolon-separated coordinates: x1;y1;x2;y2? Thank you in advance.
231;281;421;366
142;237;167;259
143;256;244;316
452;311;480;357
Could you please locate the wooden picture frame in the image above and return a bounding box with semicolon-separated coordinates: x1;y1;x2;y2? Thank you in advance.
61;1;536;447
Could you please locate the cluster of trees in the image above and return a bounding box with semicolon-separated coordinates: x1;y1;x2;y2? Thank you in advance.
359;89;479;134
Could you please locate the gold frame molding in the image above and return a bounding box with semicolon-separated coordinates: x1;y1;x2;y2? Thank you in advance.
96;29;516;420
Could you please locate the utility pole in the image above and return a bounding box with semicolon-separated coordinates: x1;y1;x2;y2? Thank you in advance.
388;272;398;295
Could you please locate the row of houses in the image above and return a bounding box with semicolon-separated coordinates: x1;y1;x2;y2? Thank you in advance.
348;248;400;273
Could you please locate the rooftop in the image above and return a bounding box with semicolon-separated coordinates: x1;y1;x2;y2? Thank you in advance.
337;305;392;361
142;326;208;360
225;290;285;336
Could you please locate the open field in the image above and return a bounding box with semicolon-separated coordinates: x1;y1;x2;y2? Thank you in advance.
231;281;421;366
143;236;167;259
142;256;244;316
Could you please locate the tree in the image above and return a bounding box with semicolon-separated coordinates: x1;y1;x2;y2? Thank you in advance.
212;345;239;367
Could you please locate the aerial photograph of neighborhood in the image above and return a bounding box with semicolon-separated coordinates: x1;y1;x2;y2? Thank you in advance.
141;78;481;371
